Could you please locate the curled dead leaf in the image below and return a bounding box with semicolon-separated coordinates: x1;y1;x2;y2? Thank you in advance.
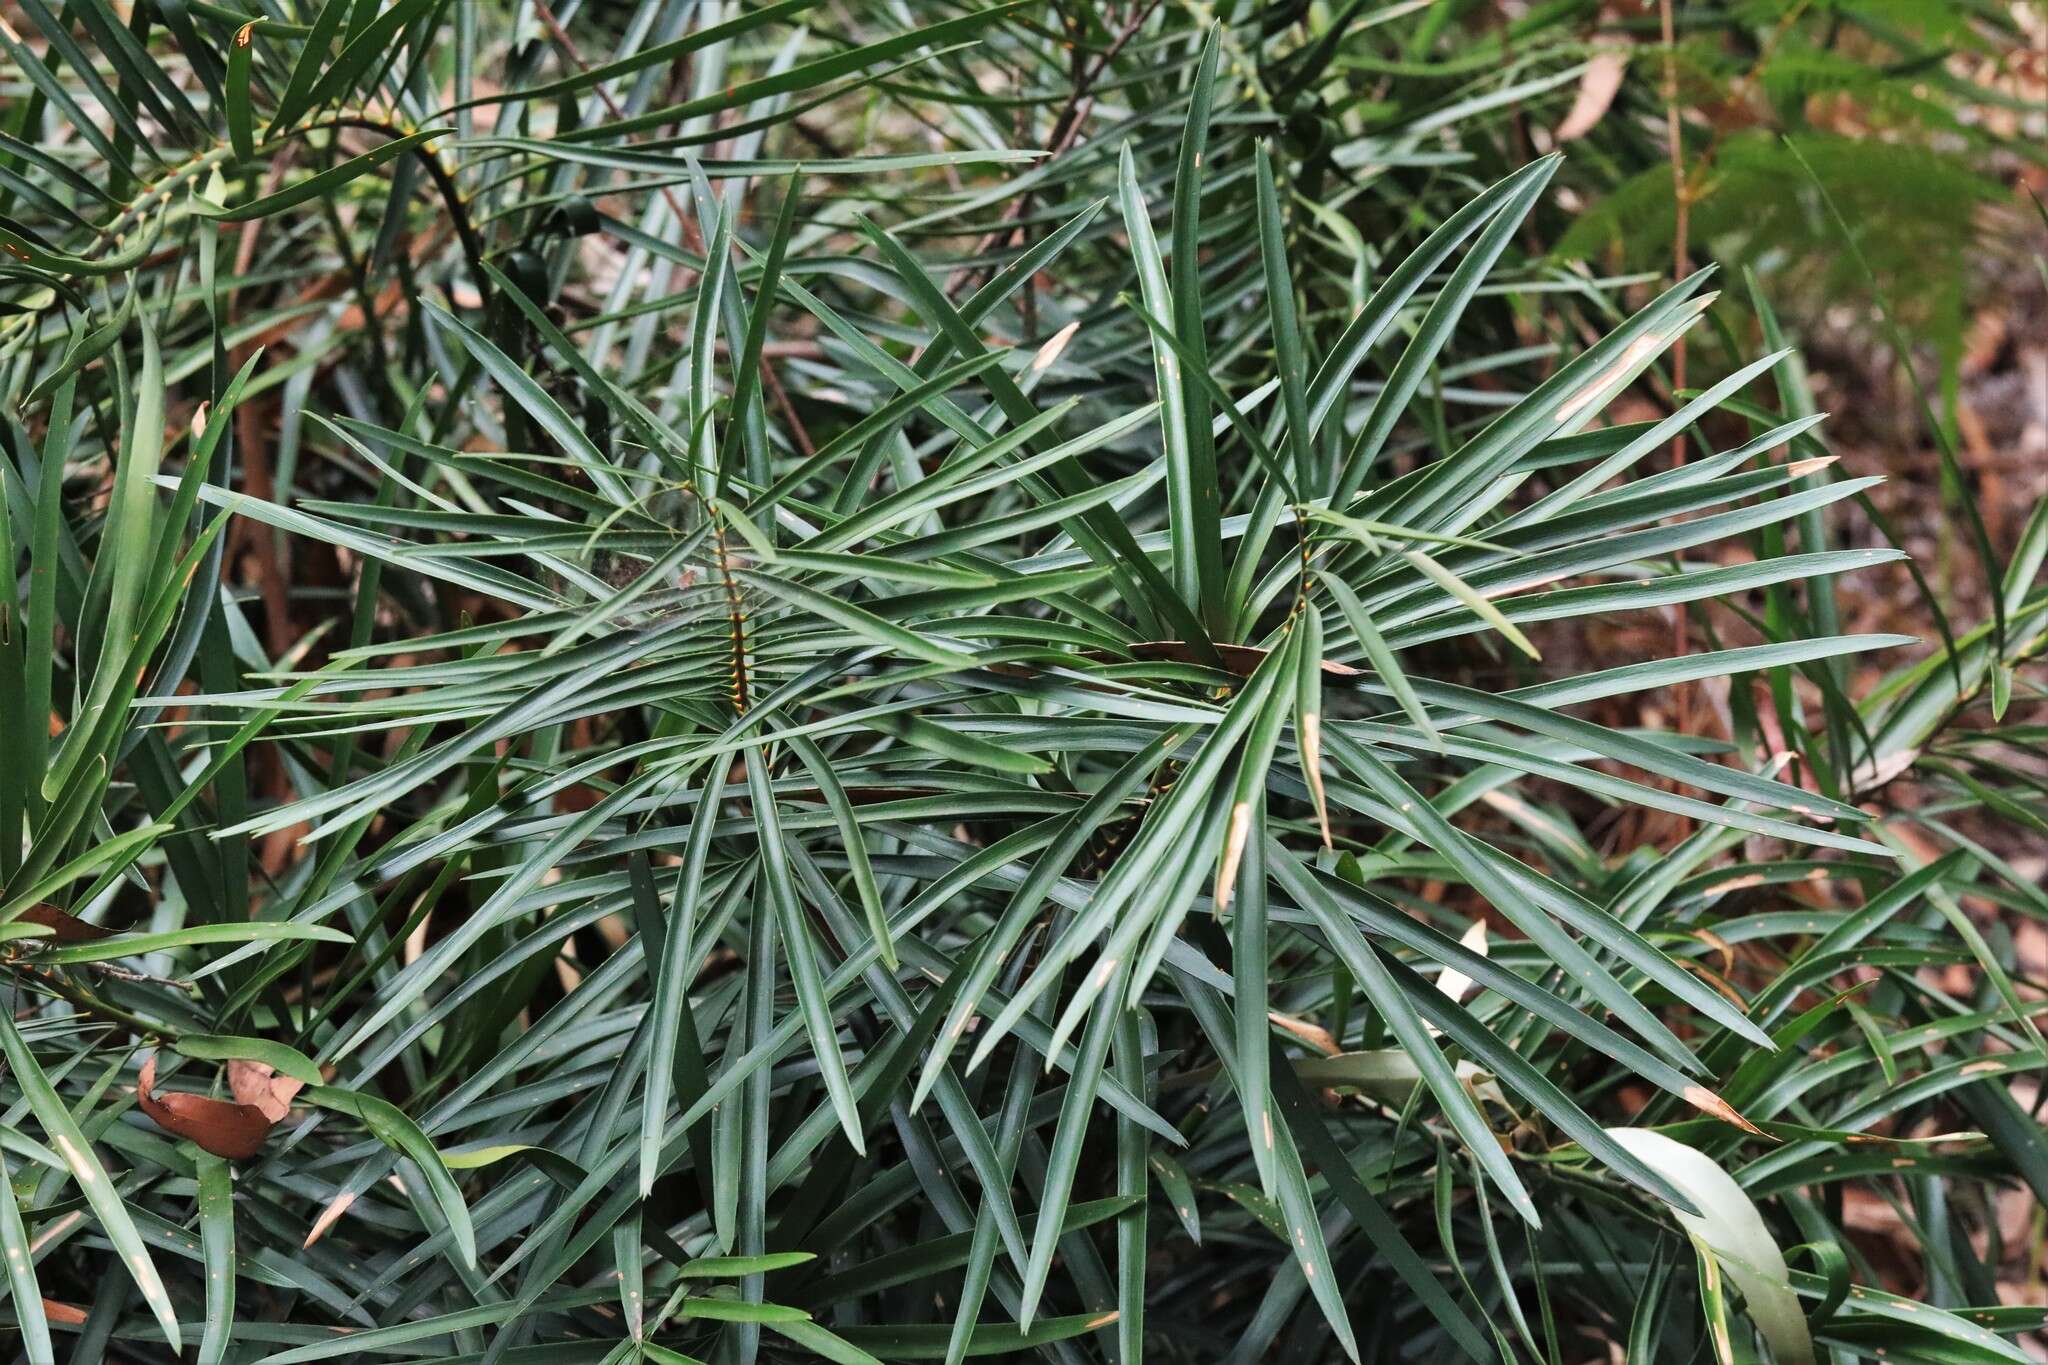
136;1053;278;1160
1032;320;1080;372
1267;1010;1340;1057
1300;712;1332;848
17;904;115;942
228;1059;305;1124
1214;801;1254;912
1555;330;1675;424
1785;455;1839;478
1682;1084;1769;1137
1692;927;1735;977
1553;48;1630;142
304;1190;357;1249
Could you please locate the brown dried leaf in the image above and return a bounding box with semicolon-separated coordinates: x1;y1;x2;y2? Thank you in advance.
1214;801;1254;912
1268;1010;1341;1057
1031;320;1080;372
1300;710;1333;849
227;1060;304;1124
17;904;114;942
1682;1084;1769;1137
1553;48;1630;142
304;1190;357;1249
136;1053;277;1160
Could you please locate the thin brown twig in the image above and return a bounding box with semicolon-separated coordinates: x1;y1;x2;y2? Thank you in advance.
1658;0;1690;464
1657;0;1695;751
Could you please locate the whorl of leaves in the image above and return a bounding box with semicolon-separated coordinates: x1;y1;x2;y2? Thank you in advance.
0;5;2044;1365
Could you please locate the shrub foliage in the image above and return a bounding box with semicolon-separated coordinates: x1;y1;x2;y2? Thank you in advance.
0;4;2044;1364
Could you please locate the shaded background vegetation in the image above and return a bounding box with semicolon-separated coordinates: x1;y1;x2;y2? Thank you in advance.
1;2;2046;1363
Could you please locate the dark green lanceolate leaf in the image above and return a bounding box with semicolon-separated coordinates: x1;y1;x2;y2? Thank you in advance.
25;920;352;964
551;4;1032;144
0;1016;180;1351
744;752;864;1154
197;128;455;221
195;1151;236;1365
223;23;257;163
302;1086;476;1269
264;0;443;137
0;1148;53;1365
0;5;2028;1363
445;0;823;116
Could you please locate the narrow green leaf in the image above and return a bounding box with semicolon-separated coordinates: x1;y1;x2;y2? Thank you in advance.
0;1014;181;1352
0;1147;53;1365
195;1152;236;1365
198;128;451;221
303;1086;475;1269
224;23;257;162
745;755;865;1155
176;1035;324;1086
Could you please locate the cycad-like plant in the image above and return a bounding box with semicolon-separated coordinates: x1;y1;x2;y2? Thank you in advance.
1;5;2042;1364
